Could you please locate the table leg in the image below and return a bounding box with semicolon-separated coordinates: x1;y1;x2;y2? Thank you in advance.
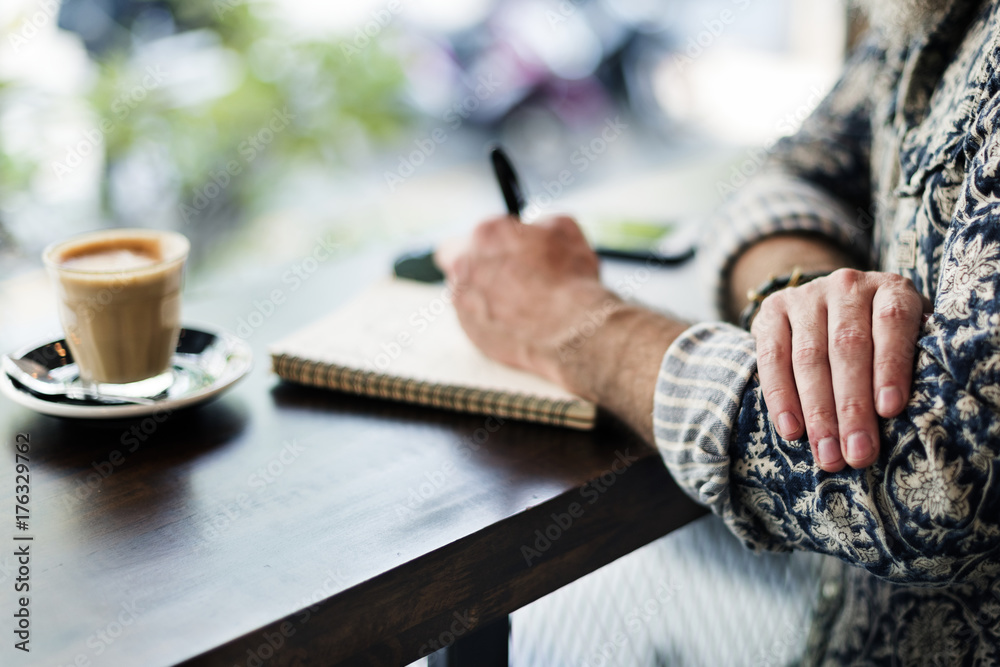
427;615;509;667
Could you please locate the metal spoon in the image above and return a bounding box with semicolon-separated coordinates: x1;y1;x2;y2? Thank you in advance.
2;355;157;406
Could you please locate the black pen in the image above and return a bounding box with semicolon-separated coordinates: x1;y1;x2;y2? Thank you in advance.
490;146;525;217
488;145;692;263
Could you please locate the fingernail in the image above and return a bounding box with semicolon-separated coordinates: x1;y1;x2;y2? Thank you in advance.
877;386;903;415
846;432;874;463
777;412;800;438
817;437;840;466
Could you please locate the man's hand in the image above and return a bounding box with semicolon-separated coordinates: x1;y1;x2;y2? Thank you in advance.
437;215;614;394
751;269;930;472
438;214;688;442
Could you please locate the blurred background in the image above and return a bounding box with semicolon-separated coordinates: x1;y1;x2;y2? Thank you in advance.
0;0;853;289
0;5;858;664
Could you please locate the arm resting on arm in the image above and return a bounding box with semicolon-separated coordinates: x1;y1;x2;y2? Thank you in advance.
657;144;1000;587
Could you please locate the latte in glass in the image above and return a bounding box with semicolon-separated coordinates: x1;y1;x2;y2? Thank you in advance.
43;229;190;397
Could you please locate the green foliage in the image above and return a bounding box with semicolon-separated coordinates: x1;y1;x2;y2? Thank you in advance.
86;1;410;215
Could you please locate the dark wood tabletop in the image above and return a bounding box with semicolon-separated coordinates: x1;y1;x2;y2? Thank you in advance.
0;247;707;667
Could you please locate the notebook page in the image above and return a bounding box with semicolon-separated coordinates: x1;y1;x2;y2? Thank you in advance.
269;277;592;406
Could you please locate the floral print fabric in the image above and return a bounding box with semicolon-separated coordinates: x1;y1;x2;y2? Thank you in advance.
654;1;1000;663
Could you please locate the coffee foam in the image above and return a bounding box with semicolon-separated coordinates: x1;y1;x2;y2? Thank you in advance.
58;237;162;271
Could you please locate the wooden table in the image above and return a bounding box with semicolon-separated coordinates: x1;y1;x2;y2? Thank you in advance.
0;244;708;666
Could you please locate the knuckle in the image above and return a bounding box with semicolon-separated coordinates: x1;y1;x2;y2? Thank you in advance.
878;271;915;292
787;283;815;304
756;293;790;322
803;405;838;427
874;301;915;325
751;300;780;333
877;276;924;312
900;276;922;300
755;341;789;367
760;292;787;312
791;342;828;369
762;385;797;409
831;326;870;350
836;398;870;422
829;268;863;291
874;270;902;283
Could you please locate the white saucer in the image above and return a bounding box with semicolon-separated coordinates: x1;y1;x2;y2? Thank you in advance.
0;325;252;419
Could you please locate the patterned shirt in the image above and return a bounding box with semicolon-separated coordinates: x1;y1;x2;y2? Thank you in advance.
653;1;1000;663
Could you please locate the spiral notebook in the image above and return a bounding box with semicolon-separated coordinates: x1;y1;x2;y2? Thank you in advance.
269;277;597;430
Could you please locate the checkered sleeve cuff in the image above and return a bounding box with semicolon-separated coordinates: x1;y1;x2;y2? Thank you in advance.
652;321;766;545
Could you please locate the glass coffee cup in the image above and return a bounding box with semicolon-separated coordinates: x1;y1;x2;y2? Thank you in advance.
43;228;190;398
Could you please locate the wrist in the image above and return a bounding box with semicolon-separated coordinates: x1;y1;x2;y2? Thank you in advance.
528;282;621;392
552;298;687;406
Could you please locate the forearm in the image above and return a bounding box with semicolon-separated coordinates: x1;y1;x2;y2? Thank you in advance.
554;233;856;440
725;233;858;322
555;298;688;443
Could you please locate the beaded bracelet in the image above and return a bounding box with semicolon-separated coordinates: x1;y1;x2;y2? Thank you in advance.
738;267;832;330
